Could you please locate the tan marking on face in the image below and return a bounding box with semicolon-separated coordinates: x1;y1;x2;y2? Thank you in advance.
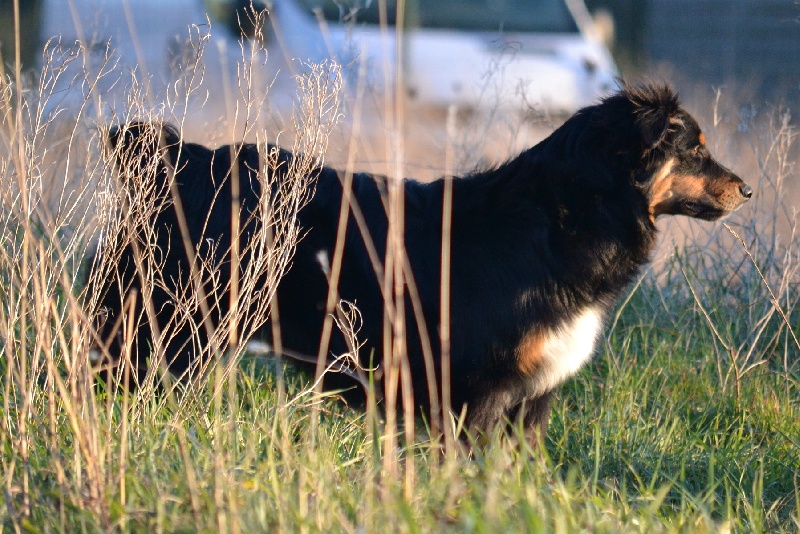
698;131;706;146
703;175;749;212
648;158;676;222
672;175;707;199
651;166;713;220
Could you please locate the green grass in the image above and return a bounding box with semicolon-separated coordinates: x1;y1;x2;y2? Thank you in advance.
2;252;798;532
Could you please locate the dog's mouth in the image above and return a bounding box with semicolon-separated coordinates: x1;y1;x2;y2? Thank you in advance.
683;194;749;221
683;201;726;220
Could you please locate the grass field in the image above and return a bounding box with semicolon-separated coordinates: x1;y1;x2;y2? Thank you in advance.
0;12;798;533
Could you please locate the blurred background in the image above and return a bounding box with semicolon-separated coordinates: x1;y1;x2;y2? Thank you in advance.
1;1;796;97
1;0;799;177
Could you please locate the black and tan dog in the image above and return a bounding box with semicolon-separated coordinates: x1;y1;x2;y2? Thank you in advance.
89;83;751;444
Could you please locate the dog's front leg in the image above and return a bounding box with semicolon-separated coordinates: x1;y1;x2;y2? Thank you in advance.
516;390;555;449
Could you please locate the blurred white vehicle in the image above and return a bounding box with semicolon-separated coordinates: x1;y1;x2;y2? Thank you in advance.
272;0;618;113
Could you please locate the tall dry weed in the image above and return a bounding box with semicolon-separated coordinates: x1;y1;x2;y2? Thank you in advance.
0;9;344;528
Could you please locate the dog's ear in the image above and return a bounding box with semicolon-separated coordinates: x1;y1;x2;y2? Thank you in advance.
636;106;670;150
104;121;181;179
625;83;679;150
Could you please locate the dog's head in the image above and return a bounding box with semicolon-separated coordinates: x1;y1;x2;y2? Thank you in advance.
621;84;752;222
104;121;183;180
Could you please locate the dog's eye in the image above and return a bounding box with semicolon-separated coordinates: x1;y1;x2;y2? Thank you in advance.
692;145;703;157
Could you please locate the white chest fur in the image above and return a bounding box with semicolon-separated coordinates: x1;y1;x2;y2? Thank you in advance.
516;306;604;397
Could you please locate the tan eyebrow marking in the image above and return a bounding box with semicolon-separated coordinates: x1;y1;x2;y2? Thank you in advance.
698;132;706;146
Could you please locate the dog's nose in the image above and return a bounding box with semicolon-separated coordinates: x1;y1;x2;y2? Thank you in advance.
739;183;753;199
